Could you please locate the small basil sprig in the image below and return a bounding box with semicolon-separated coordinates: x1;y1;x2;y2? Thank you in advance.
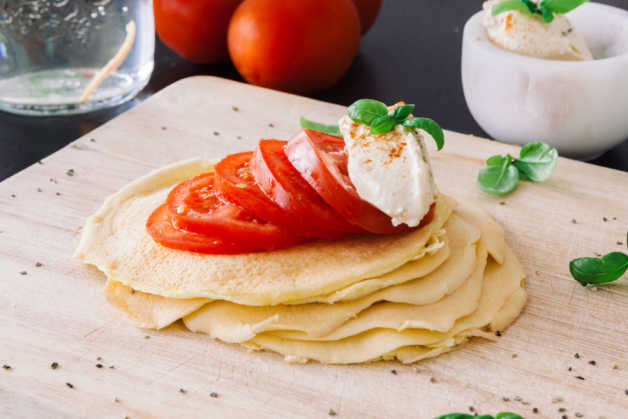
435;412;524;419
477;141;557;195
299;117;342;137
347;99;444;150
493;0;588;23
569;232;628;286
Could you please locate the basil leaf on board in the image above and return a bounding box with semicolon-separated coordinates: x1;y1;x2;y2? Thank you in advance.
486;154;513;167
495;413;525;419
513;141;558;182
347;99;388;125
369;115;398;135
402;117;445;150
389;104;415;121
522;0;540;13
541;0;589;13
492;0;534;16
477;157;520;195
569;251;628;286
299;117;342;138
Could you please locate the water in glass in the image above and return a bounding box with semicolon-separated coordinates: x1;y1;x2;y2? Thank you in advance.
0;0;154;115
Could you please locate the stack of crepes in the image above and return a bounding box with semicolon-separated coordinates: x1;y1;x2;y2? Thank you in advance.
75;159;527;364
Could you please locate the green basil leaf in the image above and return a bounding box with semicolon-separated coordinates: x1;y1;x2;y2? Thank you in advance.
541;0;588;13
369;115;398;135
390;104;415;122
348;99;388;125
477;158;520;195
513;141;558;182
569;252;628;286
522;0;541;13
540;5;555;22
402;117;445;150
433;414;475;419
495;413;525;419
486;154;513;167
299;117;342;138
492;0;534;16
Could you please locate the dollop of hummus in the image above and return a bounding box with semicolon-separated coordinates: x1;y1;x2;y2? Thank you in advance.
483;0;593;61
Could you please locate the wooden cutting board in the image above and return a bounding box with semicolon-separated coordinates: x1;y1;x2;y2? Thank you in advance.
1;76;626;419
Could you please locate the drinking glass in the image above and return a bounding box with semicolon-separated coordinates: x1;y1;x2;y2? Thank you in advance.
0;0;154;115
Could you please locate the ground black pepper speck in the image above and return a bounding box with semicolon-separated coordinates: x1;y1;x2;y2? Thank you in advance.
328;408;337;416
96;363;103;368
232;106;239;112
2;365;11;370
495;330;502;337
213;131;220;136
571;219;577;224
589;360;596;366
66;169;75;177
575;413;583;418
575;376;585;380
430;377;437;383
210;392;218;398
66;382;74;389
179;388;186;394
574;353;580;359
568;366;572;371
36;262;42;267
532;407;538;414
50;362;58;370
469;406;475;412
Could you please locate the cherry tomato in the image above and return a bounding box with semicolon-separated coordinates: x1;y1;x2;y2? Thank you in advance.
154;0;243;63
227;0;361;93
147;204;259;254
165;172;303;249
286;129;411;235
250;139;363;238
353;0;383;35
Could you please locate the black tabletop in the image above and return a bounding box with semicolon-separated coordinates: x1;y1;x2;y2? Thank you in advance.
1;0;627;181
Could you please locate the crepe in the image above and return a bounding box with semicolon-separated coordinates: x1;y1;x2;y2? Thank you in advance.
183;214;482;342
242;246;525;364
77;159;528;365
75;159;452;306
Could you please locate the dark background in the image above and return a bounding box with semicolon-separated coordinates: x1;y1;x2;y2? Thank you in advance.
1;0;627;181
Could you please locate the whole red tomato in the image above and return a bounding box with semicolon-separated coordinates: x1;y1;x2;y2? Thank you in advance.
227;0;361;94
353;0;383;34
154;0;243;63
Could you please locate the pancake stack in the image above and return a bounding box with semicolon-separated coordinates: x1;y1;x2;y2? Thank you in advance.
75;159;527;364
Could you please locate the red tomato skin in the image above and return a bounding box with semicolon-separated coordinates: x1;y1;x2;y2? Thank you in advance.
147;204;260;254
250;139;363;237
353;0;383;35
286;129;410;235
154;0;243;63
166;172;305;249
227;0;361;93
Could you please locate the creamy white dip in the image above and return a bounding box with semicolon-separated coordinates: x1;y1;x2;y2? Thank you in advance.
483;0;593;61
339;113;437;228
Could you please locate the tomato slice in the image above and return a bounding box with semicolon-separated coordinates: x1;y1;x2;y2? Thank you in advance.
165;172;304;249
285;129;416;234
250;139;364;237
147;204;260;254
214;151;296;230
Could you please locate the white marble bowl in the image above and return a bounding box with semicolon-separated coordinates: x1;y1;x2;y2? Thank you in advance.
462;3;628;159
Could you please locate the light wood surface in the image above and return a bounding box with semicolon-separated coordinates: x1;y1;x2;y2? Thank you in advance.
1;77;627;419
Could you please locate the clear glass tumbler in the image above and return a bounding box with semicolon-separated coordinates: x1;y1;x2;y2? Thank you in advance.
0;0;154;116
